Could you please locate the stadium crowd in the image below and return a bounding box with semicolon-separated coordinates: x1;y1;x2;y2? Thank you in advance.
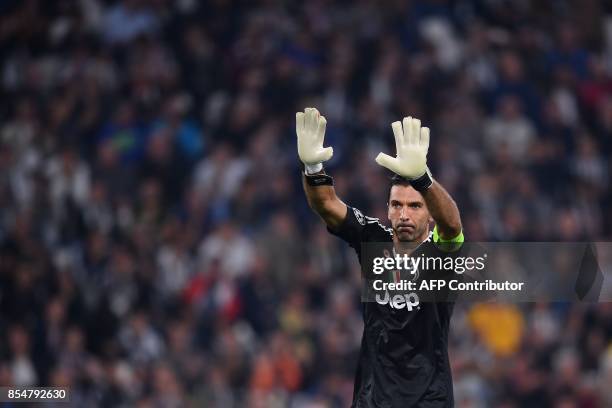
0;0;611;406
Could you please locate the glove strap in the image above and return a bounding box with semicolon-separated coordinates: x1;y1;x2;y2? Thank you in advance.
305;172;334;186
410;167;433;192
304;163;323;174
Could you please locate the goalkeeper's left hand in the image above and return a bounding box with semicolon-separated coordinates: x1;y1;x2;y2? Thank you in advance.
375;116;430;179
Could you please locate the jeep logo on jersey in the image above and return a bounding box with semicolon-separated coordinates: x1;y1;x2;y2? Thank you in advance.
375;291;420;311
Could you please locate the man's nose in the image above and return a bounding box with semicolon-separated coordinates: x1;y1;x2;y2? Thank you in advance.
400;207;410;220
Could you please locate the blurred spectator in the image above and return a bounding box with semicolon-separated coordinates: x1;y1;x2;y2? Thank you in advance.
102;0;159;45
483;95;536;162
8;325;37;386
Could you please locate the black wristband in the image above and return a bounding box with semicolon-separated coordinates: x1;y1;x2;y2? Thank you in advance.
410;168;433;192
305;172;334;186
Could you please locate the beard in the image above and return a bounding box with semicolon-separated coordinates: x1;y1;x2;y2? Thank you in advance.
393;222;427;242
395;230;419;242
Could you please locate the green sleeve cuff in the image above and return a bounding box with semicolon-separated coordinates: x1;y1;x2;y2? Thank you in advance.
433;225;464;251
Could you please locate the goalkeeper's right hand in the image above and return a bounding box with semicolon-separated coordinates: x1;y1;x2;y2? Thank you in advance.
296;107;333;174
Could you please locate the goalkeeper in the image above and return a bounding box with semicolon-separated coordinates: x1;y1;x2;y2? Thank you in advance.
298;107;463;408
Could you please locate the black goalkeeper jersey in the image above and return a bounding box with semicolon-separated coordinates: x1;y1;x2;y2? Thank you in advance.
328;206;458;408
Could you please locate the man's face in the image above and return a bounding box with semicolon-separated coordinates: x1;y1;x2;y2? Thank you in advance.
388;185;432;242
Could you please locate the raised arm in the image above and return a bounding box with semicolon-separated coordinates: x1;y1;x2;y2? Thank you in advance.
376;116;462;240
302;172;347;230
420;180;462;240
297;108;347;230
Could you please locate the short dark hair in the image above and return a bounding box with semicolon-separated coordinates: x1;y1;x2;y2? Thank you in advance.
390;173;410;187
388;174;411;202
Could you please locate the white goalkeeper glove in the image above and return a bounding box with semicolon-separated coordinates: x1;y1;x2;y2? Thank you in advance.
375;116;433;191
296;107;333;174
